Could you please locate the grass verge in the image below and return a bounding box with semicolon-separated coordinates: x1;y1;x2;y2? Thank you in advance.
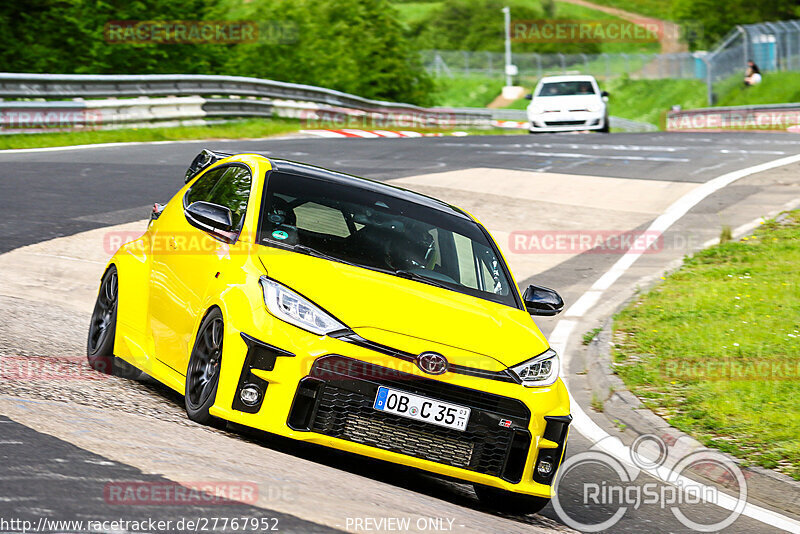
566;0;674;20
0;119;304;150
613;210;800;480
0;118;527;150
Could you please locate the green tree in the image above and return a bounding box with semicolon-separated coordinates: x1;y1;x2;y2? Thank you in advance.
407;0;601;54
672;0;800;49
0;0;224;74
220;0;433;104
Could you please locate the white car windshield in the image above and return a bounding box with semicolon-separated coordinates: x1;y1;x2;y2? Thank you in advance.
538;81;596;97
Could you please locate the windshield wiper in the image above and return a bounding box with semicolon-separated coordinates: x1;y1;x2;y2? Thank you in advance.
289;244;362;267
393;269;451;290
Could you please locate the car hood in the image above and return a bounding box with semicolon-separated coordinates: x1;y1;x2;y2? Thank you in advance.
530;94;602;111
258;248;549;369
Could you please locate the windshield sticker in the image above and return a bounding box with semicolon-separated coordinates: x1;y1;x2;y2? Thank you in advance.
271;230;289;240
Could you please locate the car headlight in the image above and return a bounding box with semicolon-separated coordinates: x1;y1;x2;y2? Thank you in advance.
509;348;560;387
529;104;545;115
260;276;346;335
588;103;603;112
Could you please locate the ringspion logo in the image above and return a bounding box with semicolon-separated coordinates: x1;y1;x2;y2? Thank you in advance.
551;434;748;532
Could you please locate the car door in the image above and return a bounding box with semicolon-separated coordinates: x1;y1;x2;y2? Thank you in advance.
148;164;253;375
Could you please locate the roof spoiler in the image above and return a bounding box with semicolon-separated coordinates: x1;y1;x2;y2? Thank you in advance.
184;149;233;183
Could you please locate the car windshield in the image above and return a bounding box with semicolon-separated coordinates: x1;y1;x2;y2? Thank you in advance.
538;81;596;97
258;171;519;308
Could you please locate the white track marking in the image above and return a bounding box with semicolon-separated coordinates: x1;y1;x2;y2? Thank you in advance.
493;150;690;162
556;152;800;531
299;129;347;138
340;129;381;138
372;130;403;138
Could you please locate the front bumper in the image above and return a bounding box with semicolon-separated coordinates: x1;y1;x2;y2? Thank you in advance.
528;111;605;132
211;322;571;498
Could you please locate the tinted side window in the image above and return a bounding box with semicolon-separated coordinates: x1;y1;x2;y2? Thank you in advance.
186;167;226;205
206;166;252;229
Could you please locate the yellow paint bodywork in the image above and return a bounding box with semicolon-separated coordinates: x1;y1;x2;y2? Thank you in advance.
105;154;570;498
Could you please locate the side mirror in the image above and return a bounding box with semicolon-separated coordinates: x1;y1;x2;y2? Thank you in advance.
523;284;564;316
600;90;610;101
524;93;533;100
186;201;233;232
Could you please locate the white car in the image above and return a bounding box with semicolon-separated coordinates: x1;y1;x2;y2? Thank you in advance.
526;75;609;133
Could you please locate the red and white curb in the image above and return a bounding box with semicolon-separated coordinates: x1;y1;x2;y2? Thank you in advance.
492;120;530;129
299;129;470;138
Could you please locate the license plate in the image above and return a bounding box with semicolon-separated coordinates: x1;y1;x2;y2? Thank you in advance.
373;386;470;431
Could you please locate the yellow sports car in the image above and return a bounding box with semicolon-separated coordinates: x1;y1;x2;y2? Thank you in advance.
88;150;571;513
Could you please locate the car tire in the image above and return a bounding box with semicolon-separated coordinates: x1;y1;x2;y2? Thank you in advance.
599;117;610;133
185;308;224;426
474;485;550;515
86;265;143;379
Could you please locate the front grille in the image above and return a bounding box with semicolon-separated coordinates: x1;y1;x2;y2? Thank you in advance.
343;414;474;468
291;355;532;481
545;120;586;126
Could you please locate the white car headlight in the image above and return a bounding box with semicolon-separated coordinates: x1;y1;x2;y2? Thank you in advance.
529;104;545;115
588;102;604;112
260;276;346;335
510;348;560;387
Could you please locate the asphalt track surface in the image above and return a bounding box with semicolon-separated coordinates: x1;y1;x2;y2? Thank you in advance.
2;132;800;533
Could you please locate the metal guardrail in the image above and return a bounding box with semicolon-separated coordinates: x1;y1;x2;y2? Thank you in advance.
0;72;520;131
0;72;497;119
609;116;658;132
0;72;658;133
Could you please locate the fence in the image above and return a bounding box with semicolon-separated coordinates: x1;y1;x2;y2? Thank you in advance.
703;21;800;82
422;19;800;104
422;50;699;81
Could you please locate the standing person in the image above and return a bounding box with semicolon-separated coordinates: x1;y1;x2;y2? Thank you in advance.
744;61;762;86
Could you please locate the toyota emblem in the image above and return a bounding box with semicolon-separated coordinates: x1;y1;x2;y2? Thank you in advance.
416;352;448;375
